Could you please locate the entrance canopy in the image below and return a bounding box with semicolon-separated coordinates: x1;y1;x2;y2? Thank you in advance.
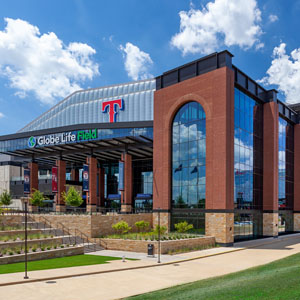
0;122;153;167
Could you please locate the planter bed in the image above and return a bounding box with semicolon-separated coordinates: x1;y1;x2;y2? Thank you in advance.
0;245;84;264
98;236;215;254
0;237;64;250
0;228;57;237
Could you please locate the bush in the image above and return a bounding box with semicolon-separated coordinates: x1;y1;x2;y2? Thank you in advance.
112;221;132;234
0;190;12;206
62;186;83;207
174;221;194;233
135;220;150;232
154;225;167;235
29;189;45;207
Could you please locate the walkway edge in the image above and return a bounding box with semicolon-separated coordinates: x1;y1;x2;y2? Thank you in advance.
1;234;299;287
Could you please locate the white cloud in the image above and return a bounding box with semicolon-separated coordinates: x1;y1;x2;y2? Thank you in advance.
0;112;4;118
171;0;263;55
260;43;300;104
269;14;279;23
0;18;99;105
119;42;153;81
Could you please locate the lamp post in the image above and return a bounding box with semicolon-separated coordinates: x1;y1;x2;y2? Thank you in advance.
24;198;29;279
158;207;161;264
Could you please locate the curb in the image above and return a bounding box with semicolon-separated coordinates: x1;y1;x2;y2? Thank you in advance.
1;233;300;287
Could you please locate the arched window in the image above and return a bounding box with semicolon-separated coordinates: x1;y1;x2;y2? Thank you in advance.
172;102;206;208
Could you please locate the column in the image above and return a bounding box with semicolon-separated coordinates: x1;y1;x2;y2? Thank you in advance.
97;168;105;208
86;156;97;213
28;162;38;194
263;102;279;236
121;153;133;213
294;124;300;231
70;169;79;181
55;160;66;212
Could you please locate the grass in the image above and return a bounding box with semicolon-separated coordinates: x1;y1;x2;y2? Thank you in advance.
126;252;300;300
0;254;123;274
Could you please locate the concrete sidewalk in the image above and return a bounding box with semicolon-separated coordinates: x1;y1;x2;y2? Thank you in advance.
0;234;300;300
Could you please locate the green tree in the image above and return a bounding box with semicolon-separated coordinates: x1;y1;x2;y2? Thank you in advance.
0;190;12;206
62;186;83;207
154;225;167;235
29;189;45;207
174;221;194;233
112;221;132;234
135;220;150;232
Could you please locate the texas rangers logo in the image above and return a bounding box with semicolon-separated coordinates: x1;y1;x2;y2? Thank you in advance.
102;99;124;123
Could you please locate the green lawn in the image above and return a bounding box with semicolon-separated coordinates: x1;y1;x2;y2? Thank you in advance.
0;254;123;274
127;252;300;300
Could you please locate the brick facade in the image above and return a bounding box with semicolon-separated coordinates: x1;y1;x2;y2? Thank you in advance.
55;160;66;212
28;162;38;194
121;153;133;213
87;156;98;212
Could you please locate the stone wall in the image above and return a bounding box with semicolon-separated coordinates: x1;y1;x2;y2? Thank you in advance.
263;213;278;236
31;213;153;238
0;245;84;265
205;213;234;245
0;237;63;250
98;236;215;254
152;212;170;231
294;213;300;231
0;215;23;226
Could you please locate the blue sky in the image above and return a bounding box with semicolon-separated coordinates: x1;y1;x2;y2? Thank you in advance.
0;0;300;134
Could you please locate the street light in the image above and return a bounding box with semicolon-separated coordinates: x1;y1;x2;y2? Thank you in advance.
24;198;29;279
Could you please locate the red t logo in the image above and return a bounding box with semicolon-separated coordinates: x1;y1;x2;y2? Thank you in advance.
102;99;124;123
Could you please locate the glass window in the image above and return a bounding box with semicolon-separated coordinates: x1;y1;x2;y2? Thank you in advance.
172;102;206;209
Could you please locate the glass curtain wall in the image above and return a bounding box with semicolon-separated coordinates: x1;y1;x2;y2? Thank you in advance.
171;101;206;234
234;88;263;241
278;117;294;233
172;102;206;209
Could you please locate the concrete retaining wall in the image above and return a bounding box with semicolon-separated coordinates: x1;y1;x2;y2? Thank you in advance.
0;237;63;250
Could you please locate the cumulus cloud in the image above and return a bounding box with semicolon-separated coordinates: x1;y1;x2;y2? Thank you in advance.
259;43;300;104
0;18;99;105
0;112;4;118
119;42;153;81
171;0;263;55
269;14;279;23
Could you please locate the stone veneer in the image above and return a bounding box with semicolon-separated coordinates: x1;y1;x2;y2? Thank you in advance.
294;213;300;231
0;215;22;226
0;237;63;250
263;213;278;236
152;212;171;231
205;213;234;244
98;236;215;254
31;213;153;238
0;245;84;265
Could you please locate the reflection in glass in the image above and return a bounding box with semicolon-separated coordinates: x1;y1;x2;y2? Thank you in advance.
172;102;206;208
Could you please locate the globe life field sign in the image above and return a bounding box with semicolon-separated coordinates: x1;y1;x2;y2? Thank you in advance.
28;129;98;148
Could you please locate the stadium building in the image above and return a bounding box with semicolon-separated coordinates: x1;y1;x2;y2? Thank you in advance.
0;50;299;245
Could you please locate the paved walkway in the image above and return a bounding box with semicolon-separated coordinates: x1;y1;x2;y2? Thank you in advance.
1;234;300;300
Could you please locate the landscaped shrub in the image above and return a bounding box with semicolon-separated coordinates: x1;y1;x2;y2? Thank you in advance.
174;221;194;233
135;221;150;232
112;221;132;234
154;225;167;235
62;186;83;207
0;190;12;206
29;189;45;207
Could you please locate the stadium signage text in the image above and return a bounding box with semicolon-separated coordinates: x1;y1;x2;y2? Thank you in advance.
28;129;98;148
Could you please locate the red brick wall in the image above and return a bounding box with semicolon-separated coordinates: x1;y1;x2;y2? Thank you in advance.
121;153;133;206
56;160;66;205
28;162;38;194
263;102;279;211
153;67;235;210
98;168;105;207
87;156;97;205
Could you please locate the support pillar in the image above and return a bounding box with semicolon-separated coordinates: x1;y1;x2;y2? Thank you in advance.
97;168;105;208
55;160;66;212
28;162;38;194
263;102;279;237
121;153;133;213
294;124;300;231
86;156;97;213
70;169;79;181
